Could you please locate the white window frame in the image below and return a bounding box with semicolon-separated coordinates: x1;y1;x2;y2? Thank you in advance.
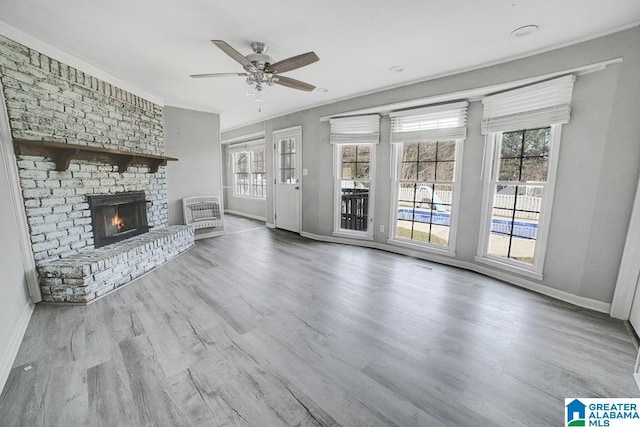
333;143;376;240
230;140;266;199
475;125;563;279
388;139;464;256
386;101;468;256
329;114;379;240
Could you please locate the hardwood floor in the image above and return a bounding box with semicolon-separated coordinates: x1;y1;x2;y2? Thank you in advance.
1;214;638;426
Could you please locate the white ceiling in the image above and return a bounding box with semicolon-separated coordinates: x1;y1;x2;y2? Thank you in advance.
0;1;639;131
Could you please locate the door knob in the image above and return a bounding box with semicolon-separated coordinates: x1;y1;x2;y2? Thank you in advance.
295;186;300;190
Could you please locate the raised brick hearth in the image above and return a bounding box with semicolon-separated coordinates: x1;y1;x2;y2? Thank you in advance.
38;226;194;303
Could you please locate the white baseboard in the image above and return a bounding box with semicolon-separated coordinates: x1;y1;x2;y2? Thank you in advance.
224;210;266;222
266;222;276;229
469;262;611;313
0;302;34;393
300;231;611;314
195;229;225;240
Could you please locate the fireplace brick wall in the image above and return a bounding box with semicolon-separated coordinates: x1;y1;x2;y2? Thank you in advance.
0;35;168;264
17;160;167;262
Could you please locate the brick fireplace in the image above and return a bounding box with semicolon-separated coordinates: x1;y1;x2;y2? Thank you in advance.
0;35;195;302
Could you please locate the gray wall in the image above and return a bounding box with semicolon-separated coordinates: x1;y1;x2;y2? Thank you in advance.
0;158;32;388
222;26;640;305
222;143;266;220
164;106;222;226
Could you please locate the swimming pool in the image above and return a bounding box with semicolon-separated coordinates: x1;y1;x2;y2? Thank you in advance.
397;208;537;239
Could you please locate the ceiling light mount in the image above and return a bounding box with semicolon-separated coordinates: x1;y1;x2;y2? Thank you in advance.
245;42;274;72
250;42;268;54
510;24;539;37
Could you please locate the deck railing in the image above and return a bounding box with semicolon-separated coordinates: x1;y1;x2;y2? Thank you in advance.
341;189;369;231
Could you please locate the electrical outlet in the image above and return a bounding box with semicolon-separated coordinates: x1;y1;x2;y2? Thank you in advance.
380;224;385;233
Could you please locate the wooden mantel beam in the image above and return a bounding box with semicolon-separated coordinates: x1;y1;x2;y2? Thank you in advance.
12;139;178;172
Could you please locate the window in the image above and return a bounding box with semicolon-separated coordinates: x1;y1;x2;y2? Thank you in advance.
395;140;457;247
330;115;379;237
487;127;550;263
336;144;375;234
250;149;266;197
477;75;575;276
389;102;468;252
234;151;250;196
231;142;266;198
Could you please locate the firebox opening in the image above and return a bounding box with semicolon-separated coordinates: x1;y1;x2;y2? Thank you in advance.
101;203;142;236
88;192;150;248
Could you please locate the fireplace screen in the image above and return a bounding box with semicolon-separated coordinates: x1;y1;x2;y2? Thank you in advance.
88;192;150;248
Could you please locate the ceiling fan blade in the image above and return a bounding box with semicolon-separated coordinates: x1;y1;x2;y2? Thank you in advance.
275;76;316;92
190;73;246;79
211;40;255;71
267;51;319;74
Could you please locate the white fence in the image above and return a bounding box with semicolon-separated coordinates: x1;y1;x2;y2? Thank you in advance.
398;187;452;210
398;187;541;220
493;194;541;220
398;187;453;204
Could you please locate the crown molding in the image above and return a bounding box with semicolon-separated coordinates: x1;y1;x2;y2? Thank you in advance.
0;20;163;105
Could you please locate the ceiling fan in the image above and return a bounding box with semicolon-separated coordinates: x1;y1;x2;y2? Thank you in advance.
190;40;319;93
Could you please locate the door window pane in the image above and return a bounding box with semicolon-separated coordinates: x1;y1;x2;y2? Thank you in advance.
279;138;297;184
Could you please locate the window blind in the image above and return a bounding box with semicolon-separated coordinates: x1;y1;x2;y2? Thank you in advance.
329;114;380;144
481;75;575;134
228;139;264;153
390;101;468;143
227;139;264;168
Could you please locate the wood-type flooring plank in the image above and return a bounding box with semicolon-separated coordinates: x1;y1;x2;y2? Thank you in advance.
1;214;638;426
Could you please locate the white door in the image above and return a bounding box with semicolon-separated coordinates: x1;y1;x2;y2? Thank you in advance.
612;171;640;326
630;270;640;380
629;272;640;332
273;127;301;233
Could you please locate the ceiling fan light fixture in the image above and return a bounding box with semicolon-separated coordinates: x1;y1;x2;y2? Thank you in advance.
247;88;270;99
246;85;271;112
191;40;319;98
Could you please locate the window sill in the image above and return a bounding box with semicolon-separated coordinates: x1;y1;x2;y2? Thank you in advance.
386;238;455;258
232;195;266;201
474;256;543;281
332;231;374;241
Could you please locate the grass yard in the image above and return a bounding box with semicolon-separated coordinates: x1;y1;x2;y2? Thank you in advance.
396;226;448;246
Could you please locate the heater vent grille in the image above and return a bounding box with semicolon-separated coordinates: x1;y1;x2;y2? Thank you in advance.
182;196;224;229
